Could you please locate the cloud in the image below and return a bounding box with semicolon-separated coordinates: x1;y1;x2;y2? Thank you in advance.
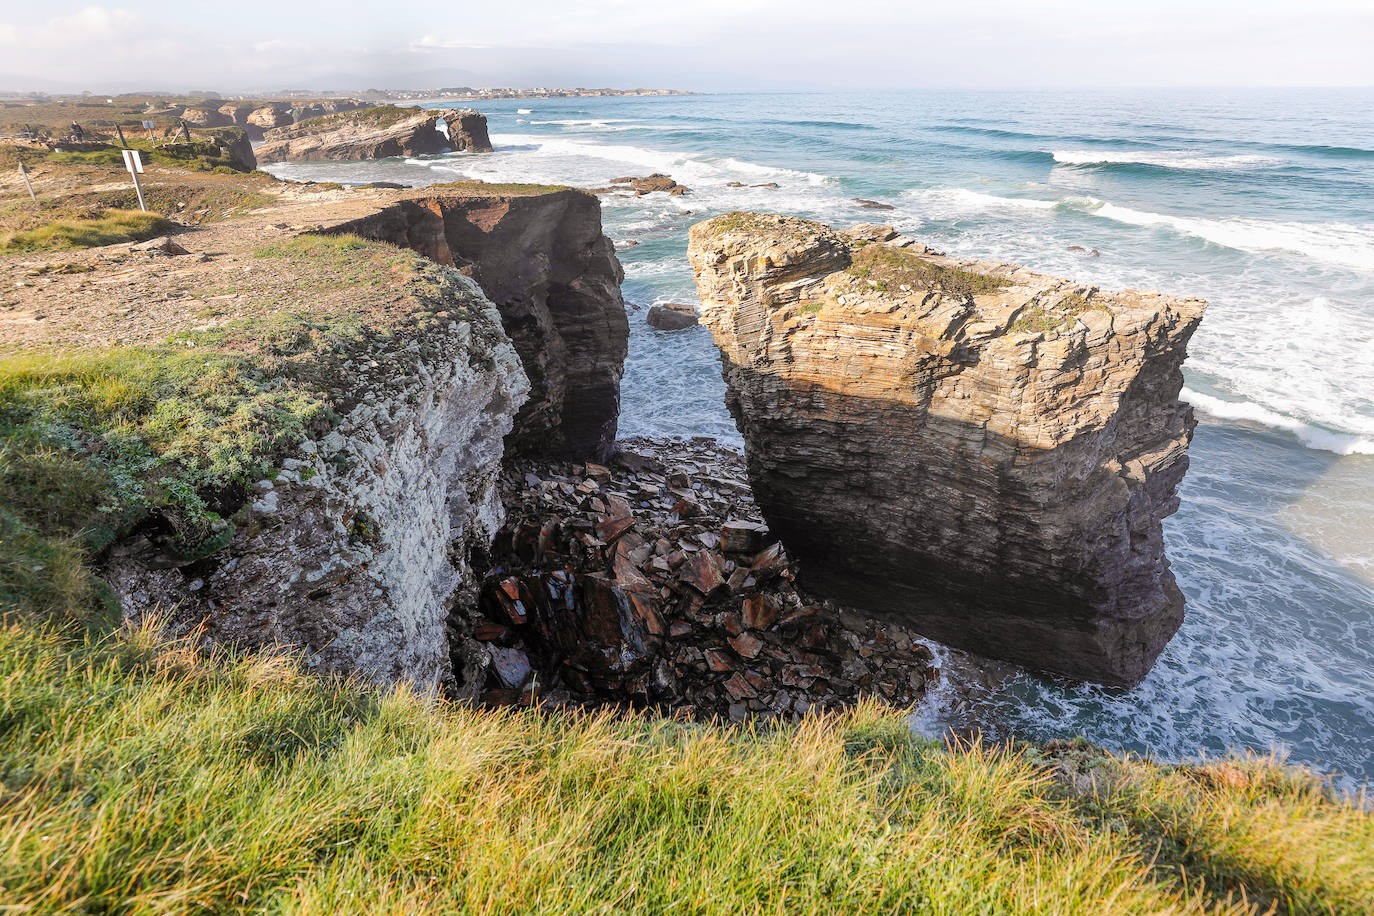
410;35;504;52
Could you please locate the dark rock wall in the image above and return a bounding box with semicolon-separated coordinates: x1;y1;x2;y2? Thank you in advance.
333;190;629;461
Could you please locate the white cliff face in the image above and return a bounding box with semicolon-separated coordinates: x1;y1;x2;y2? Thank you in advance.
111;282;529;692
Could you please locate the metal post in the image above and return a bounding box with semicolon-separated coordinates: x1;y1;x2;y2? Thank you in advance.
18;162;36;203
116;123;128;147
130;168;146;212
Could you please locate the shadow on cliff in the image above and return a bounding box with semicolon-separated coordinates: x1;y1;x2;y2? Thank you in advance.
715;353;1202;689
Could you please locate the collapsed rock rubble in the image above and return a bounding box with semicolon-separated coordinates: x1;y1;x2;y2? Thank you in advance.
461;436;937;720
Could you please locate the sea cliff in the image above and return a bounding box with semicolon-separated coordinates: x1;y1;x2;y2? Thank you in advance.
689;214;1205;686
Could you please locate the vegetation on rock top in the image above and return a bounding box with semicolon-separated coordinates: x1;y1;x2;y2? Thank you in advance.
0;210;174;253
846;243;1010;299
0;619;1368;915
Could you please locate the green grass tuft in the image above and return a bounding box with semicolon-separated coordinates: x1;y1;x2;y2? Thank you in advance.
0;620;1368;914
0;344;336;622
846;244;1010;299
0;209;174;252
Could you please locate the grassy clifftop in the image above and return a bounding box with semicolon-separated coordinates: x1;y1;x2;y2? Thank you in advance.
0;619;1369;915
0;231;493;626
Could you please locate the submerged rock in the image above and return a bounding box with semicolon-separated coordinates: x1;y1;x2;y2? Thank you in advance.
256;106;492;163
329;185;628;460
688;212;1206;686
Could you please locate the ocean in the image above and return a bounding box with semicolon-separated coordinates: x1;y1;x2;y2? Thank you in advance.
262;89;1374;783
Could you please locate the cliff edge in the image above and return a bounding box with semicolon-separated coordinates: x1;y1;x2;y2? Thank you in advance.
688;215;1205;686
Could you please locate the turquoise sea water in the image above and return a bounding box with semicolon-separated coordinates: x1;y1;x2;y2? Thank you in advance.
264;89;1374;782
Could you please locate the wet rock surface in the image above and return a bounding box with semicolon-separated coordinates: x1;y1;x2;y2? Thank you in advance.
591;174;691;197
689;213;1206;687
646;302;699;331
459;437;937;718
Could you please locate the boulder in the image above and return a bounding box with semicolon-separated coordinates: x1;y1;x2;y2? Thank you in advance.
329;186;628;460
646;302;699;331
256;107;491;163
688;212;1206;686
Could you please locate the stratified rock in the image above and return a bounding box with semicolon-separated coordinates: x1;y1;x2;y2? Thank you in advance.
446;108;494;152
646;302;699;331
179;106;232;127
106;264;529;692
248;105;293;131
688;212;1206;687
329;185;628;460
256;107;491;163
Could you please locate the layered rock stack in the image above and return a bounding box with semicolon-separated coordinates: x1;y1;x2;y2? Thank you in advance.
329;186;629;460
688;215;1206;686
256;107;492;163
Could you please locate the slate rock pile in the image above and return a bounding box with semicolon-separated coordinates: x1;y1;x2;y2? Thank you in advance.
465;436;937;720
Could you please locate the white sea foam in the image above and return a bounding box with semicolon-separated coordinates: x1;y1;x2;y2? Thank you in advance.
902;187;1063;215
1182;388;1374;455
1053;149;1280;170
516;108;532;114
485;132;835;186
1081;201;1374;272
529;118;636;128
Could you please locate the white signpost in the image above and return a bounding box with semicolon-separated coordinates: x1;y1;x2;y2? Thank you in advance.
141;119;156;140
17;161;36;203
121;149;147;212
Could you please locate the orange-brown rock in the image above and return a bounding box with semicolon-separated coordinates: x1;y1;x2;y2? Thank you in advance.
688;213;1206;686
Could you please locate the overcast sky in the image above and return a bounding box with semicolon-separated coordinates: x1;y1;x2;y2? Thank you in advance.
3;1;1373;92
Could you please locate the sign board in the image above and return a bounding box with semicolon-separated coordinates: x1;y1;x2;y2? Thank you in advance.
121;149;144;174
141;120;155;130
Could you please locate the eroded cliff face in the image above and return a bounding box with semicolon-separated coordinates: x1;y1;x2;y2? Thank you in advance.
256;107;491;163
108;270;529;691
688;215;1205;687
330;188;629;460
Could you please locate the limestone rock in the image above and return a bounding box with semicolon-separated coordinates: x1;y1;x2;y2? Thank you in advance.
256;107;491;163
329;187;628;460
688;212;1206;686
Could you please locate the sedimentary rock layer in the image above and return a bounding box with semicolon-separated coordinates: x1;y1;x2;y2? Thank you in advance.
330;187;629;460
256;107;491;163
96;260;528;691
688;215;1205;686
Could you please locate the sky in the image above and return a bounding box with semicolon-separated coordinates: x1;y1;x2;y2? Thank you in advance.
2;1;1373;92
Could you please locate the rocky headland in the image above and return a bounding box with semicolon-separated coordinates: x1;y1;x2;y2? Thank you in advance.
255;107;492;163
688;215;1205;687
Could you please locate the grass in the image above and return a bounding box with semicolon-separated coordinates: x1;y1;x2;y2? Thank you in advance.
846;244;1010;299
0;342;335;621
0;619;1368;915
43;132;254;173
424;180;576;196
0;210;174;252
1008;292;1110;335
300;105;422;129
